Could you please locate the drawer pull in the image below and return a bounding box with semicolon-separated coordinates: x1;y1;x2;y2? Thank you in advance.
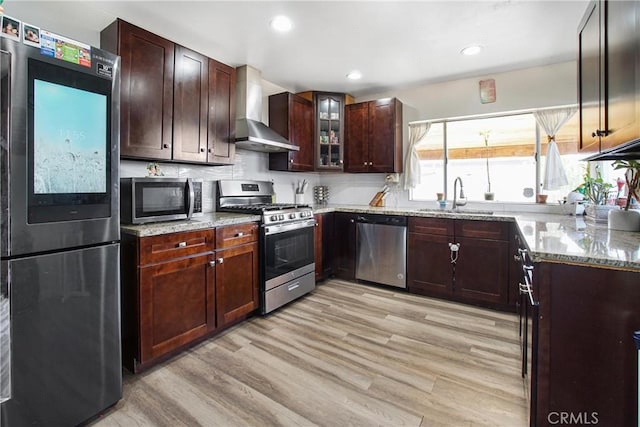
177;242;187;248
288;282;300;291
235;232;244;237
217;258;224;264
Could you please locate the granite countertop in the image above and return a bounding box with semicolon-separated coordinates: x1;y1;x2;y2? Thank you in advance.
120;212;261;237
313;204;640;271
121;204;640;270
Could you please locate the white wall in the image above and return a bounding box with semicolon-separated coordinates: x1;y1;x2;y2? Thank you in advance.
358;61;577;120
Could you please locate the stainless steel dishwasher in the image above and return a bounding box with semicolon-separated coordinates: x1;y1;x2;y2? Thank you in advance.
355;214;407;288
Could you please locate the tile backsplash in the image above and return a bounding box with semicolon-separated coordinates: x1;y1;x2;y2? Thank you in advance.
120;151;563;214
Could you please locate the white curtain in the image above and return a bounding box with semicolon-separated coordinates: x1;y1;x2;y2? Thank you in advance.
533;107;577;190
403;122;431;190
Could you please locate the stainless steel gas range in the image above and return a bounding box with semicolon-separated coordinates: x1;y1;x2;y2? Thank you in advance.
216;180;316;314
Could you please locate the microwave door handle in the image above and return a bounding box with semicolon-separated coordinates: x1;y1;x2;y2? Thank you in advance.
186;178;195;219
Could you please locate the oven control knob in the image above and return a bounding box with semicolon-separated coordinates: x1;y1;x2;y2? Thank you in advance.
289;213;296;219
270;215;278;221
278;214;285;220
300;212;306;218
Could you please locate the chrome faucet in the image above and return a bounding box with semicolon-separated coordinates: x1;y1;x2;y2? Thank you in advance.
452;177;467;210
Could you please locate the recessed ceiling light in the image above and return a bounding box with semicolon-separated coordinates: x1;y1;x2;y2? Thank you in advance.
346;70;362;80
270;15;293;33
460;45;483;56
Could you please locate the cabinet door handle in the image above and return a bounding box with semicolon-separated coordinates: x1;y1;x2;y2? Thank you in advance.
163;143;170;149
235;232;244;237
290;159;294;163
217;258;224;264
209;260;216;267
514;254;521;262
368;162;373;166
200;148;205;152
177;241;187;248
363;161;367;166
208;148;212;153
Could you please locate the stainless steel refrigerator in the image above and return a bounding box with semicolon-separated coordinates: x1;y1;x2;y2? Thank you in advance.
0;31;122;425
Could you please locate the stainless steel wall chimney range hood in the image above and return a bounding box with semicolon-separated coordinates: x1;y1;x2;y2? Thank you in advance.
582;138;640;161
234;65;299;153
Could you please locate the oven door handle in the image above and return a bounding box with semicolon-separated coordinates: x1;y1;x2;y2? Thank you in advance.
263;219;317;235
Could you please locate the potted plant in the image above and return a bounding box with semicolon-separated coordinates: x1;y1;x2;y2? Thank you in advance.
574;164;616;222
608;160;640;231
480;130;494;200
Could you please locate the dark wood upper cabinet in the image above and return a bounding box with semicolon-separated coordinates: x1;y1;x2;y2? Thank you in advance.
102;19;174;160
268;92;314;171
578;0;640;153
101;19;236;165
369;99;403;173
172;46;209;163
602;0;640;150
315;92;346;170
344;98;403;173
208;59;237;165
344;102;369;173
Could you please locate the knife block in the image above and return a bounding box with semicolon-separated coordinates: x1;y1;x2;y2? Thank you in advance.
369;192;386;207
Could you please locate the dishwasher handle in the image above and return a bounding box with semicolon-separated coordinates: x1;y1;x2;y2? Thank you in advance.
355;215;407;226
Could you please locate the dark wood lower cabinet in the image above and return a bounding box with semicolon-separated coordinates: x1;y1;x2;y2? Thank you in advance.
455;236;509;305
121;223;259;373
333;212;357;280
407;217;512;310
314;213;334;281
139;253;215;362
407;232;453;298
535;262;640;426
215;241;259;327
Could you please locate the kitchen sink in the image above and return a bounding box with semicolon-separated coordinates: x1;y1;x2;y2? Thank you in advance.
418;208;494;215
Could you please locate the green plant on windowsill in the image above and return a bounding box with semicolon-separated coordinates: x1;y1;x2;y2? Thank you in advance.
574;165;614;205
612;159;640;211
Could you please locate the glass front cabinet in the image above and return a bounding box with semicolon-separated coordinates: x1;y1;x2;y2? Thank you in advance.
315;92;345;170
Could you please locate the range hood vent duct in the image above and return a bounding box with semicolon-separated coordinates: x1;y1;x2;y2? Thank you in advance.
582;138;640;161
234;65;299;153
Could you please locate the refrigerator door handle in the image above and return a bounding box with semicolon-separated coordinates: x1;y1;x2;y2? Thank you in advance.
0;50;10;258
0;262;11;403
186;178;195;220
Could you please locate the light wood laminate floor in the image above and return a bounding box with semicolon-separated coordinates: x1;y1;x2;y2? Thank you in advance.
92;279;527;427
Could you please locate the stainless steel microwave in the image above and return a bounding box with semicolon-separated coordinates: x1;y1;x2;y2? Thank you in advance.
120;177;203;224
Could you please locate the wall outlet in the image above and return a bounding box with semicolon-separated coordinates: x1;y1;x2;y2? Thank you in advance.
385;173;400;183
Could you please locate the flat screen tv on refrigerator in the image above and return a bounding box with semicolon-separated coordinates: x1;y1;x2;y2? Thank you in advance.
0;26;122;426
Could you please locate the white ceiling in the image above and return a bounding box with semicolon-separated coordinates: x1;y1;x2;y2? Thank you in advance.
7;1;589;97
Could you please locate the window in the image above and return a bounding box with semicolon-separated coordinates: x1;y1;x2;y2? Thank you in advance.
411;110;582;204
